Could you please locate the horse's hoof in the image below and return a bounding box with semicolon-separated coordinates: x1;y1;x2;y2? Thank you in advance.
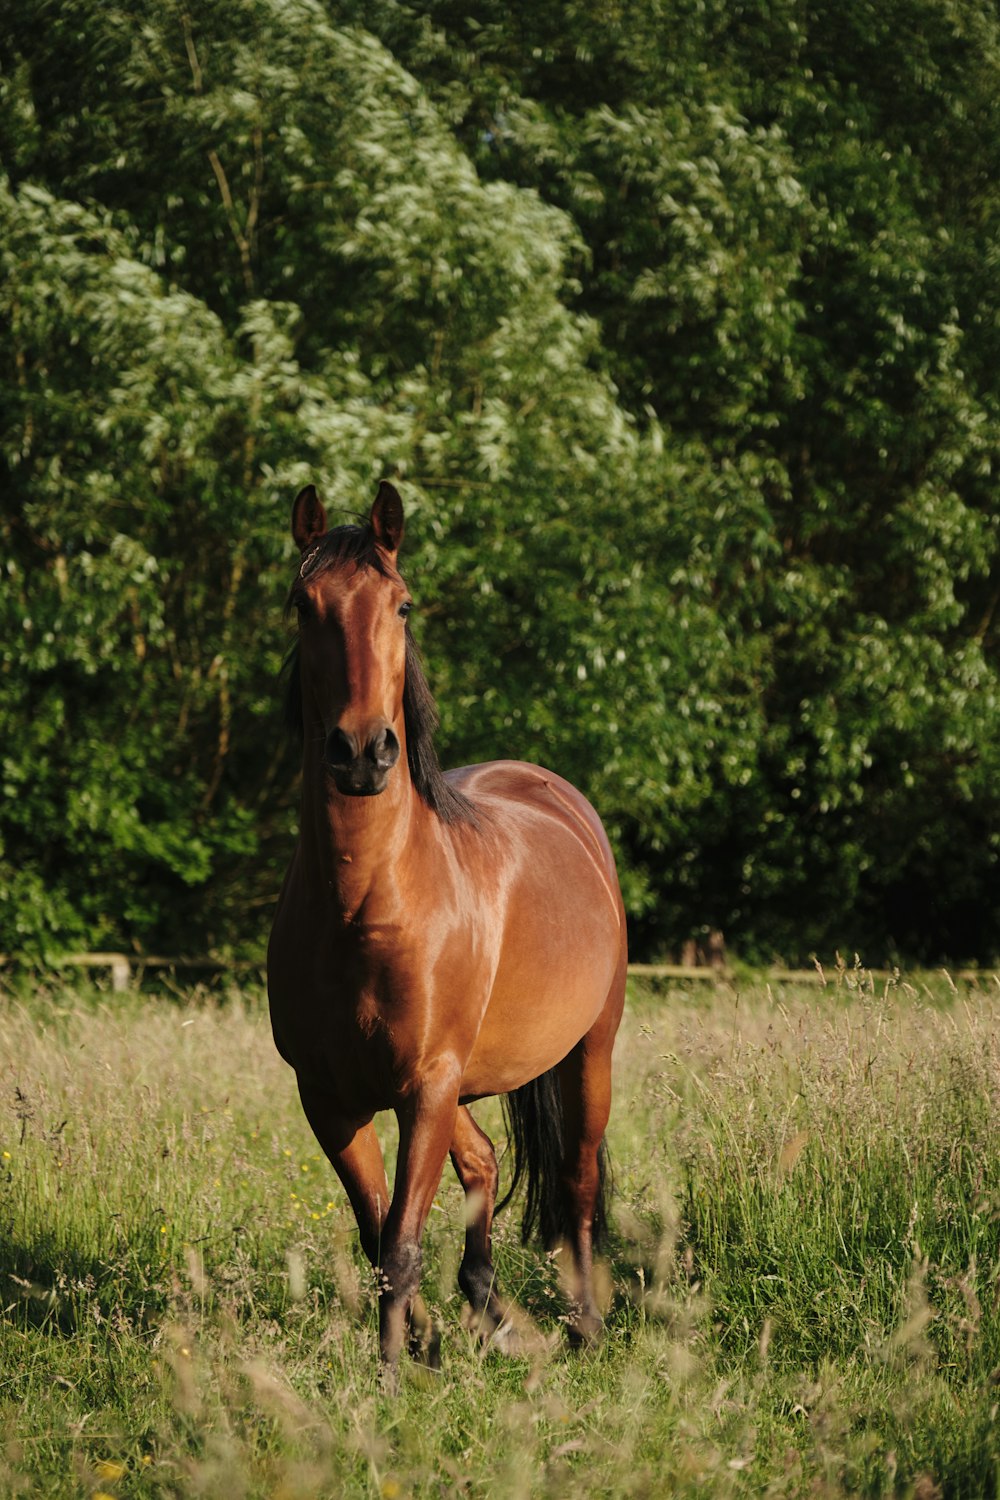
566;1314;603;1350
408;1324;442;1371
488;1318;524;1356
461;1301;519;1353
377;1361;401;1397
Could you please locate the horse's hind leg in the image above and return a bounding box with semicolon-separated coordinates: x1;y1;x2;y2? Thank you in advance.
449;1105;511;1345
556;957;627;1344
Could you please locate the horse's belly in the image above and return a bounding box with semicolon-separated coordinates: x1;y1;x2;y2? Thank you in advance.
460;900;622;1098
450;767;626;1097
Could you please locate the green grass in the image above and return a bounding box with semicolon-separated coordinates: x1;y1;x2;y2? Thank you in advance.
2;969;1000;1497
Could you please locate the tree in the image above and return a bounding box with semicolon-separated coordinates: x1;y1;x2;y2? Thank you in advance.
358;0;1000;961
2;0;999;962
1;2;723;952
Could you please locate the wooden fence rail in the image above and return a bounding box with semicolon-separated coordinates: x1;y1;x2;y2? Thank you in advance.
0;952;265;991
1;953;998;992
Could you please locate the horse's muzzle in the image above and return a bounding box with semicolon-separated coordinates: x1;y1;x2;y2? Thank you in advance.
324;723;400;796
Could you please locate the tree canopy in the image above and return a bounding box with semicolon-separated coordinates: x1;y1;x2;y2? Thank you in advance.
2;0;999;964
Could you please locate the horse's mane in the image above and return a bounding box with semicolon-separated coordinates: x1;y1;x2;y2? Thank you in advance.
282;523;479;828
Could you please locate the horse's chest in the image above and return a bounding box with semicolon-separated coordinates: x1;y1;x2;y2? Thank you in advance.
269;944;427;1111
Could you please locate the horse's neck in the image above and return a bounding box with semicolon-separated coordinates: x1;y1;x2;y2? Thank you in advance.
297;766;423;923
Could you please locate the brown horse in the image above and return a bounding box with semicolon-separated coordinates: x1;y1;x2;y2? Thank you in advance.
267;481;627;1386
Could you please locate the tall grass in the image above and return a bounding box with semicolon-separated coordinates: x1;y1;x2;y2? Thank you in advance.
1;970;999;1496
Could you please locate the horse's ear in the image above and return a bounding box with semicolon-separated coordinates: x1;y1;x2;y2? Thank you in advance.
371;480;405;557
291;485;327;553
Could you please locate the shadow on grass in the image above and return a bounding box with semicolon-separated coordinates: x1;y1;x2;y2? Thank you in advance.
0;1228;173;1337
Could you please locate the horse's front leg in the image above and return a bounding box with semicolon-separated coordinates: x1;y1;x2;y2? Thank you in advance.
297;1076;440;1375
379;1059;462;1386
296;1082;389;1264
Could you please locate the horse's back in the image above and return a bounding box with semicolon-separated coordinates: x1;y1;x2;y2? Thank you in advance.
448;759;618;875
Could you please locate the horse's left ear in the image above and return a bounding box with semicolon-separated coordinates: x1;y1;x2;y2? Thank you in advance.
292;484;328;553
371;480;405;557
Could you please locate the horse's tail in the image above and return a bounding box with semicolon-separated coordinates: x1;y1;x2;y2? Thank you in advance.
498;1068;611;1250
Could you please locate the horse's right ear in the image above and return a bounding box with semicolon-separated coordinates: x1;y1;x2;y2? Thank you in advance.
291;485;327;552
370;480;404;557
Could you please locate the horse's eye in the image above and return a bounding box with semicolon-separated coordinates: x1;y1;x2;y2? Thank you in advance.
294;596;312;621
398;602;413;619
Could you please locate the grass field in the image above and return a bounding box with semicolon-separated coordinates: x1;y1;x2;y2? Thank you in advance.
2;967;1000;1498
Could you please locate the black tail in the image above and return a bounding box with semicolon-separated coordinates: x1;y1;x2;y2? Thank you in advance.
498;1068;611;1250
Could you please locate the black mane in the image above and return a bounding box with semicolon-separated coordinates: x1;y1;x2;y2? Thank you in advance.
282;523;479;827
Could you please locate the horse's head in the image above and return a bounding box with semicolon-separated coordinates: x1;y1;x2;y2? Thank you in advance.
289;481;411;799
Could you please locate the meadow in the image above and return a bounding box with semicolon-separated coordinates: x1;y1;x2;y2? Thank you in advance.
1;966;999;1498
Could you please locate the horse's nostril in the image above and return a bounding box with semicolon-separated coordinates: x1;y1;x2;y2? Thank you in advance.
325;727;358;767
369;726;400;771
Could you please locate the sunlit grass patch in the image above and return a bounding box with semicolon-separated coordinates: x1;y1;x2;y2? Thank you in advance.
1;973;1000;1495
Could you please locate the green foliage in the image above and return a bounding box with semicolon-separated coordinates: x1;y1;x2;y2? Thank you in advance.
1;0;999;958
